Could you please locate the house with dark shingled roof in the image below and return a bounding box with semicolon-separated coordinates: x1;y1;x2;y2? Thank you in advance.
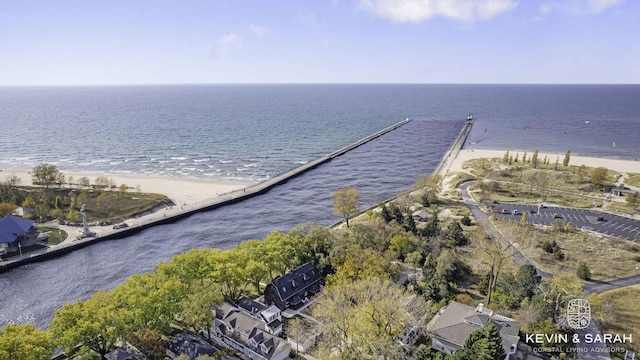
263;262;323;311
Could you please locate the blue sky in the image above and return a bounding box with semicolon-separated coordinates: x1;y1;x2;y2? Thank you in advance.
0;0;637;85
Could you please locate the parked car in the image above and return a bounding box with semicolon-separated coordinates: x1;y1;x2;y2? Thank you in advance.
512;209;520;215
501;209;510;214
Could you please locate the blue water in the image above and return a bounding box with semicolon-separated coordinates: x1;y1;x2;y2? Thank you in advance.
0;84;639;328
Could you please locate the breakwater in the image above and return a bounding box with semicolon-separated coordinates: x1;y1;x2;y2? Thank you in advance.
0;119;411;273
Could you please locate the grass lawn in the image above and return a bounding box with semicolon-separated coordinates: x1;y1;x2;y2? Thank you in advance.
593;285;640;355
35;226;67;245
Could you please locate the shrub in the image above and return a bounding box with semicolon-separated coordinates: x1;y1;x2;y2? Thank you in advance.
577;262;591;281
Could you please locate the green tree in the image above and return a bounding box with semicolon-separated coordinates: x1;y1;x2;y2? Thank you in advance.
31;163;65;189
563;149;571;167
422;211;439;237
178;280;222;339
576;262;591;281
590;167;608;188
531;149;539;168
332;187;360;228
50;290;130;360
575;164;587;182
66;208;81;223
110;272;187;334
0;323;55;360
414;174;442;206
502;150;510;163
446;221;467;246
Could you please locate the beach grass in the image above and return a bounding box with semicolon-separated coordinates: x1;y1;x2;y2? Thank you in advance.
491;219;640;281
593;285;640;355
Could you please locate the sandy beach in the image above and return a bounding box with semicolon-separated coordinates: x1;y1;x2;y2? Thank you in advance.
0;169;251;206
447;149;640;174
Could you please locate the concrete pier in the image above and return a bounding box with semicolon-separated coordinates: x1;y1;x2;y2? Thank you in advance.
0;118;411;273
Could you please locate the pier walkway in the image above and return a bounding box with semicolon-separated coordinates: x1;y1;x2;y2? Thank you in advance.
0;119;411;273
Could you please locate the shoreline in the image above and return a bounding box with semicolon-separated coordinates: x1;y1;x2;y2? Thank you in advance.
0;169;253;207
447;149;640;174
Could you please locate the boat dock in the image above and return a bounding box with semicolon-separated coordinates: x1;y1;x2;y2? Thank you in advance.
0;118;412;273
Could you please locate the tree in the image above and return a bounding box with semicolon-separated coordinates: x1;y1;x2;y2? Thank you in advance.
414;174;442;206
520;211;528;226
287;317;309;356
332;187;360;227
563;150;571;167
446;221;467;246
329;246;391;286
626;192;640;209
471;228;524;305
575;165;587;182
0;323;55;360
109;272;187;334
0;203;17;217
576;262;591;281
313;277;426;359
129;328;166;360
50;290;130;360
4;175;21;189
94;176;110;191
502;150;510;163
31;163;64;189
590;167;608;188
178;279;223;339
531;149;539;168
78;176;91;189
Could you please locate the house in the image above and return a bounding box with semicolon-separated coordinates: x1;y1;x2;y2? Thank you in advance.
167;333;217;360
609;184;639;197
0;215;45;254
214;302;290;360
412;210;430;222
426;302;520;360
263;262;323;310
105;346;146;360
237;297;284;336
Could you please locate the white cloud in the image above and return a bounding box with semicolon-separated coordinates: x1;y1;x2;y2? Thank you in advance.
215;32;242;57
536;0;624;17
358;0;518;23
249;25;271;38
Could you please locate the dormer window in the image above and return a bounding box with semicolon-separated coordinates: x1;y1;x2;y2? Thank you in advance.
261;343;272;353
302;273;308;281
291;280;297;288
250;338;258;347
282;286;286;293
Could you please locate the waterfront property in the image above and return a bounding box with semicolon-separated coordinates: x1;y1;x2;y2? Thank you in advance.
426;301;520;359
167;333;218;360
263;262;323;310
213;302;289;360
0;215;46;255
237;297;284;336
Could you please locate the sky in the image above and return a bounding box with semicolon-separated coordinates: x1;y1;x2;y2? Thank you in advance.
0;0;638;85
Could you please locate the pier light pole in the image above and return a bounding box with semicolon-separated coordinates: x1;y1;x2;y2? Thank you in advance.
18;242;22;258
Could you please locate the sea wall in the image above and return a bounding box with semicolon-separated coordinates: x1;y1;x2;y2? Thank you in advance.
0;119;411;273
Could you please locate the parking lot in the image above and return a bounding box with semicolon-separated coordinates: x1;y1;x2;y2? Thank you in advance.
493;202;640;242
